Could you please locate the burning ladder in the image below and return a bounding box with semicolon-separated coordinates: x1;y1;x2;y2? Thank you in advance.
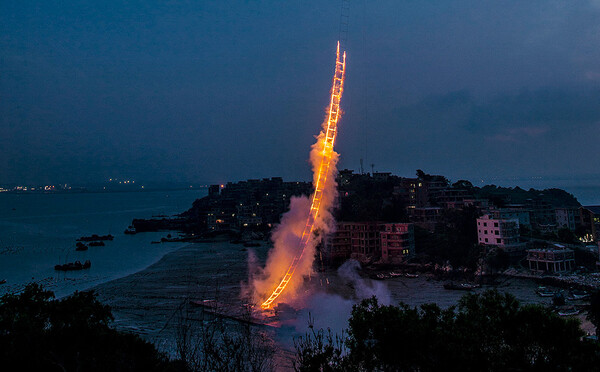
261;42;346;309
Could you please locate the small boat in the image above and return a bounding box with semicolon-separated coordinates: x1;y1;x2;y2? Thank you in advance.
124;226;136;235
0;279;6;285
376;273;389;280
536;286;556;297
389;271;403;277
150;241;161;244
54;260;91;271
88;241;105;247
77;234;114;242
558;308;580;316
567;291;590;301
75;242;88;251
405;273;419;278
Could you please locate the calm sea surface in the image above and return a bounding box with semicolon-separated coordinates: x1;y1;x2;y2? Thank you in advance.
0;189;206;297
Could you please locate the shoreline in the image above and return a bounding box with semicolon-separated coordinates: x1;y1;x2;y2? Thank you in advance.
90;240;598;352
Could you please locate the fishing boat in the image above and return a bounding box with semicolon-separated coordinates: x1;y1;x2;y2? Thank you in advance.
371;273;389;280
405;273;419;278
567;290;591;301
77;234;114;242
536;286;556;297
75;242;88;251
54;260;91;271
558;308;580;316
124;226;136;234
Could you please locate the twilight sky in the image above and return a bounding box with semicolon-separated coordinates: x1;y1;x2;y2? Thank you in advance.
1;0;600;185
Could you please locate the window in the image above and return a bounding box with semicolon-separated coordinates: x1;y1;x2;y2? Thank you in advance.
494;222;498;227
478;230;481;233
484;222;487;227
495;230;499;235
484;230;487;234
496;238;501;244
485;238;488;243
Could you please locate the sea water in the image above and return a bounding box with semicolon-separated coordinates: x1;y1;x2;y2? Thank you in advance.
0;189;206;297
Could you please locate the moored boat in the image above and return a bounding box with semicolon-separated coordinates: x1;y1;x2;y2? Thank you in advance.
558;308;580;316
54;260;91;271
567;290;590;301
77;234;114;242
536;286;556;297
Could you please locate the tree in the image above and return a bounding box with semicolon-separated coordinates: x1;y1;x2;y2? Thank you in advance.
452;180;474;189
294;290;600;371
588;291;600;334
173;299;275;372
557;228;577;244
0;283;175;371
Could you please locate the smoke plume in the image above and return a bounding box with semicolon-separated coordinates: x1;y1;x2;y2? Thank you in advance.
249;116;340;307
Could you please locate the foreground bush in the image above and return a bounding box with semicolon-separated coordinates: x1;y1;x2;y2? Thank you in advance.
295;290;600;371
0;283;176;371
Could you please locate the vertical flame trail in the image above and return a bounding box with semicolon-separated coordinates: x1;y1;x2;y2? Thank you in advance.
261;42;346;309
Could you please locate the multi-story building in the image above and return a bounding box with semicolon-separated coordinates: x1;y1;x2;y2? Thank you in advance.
463;198;490;212
208;184;221;197
324;222;415;264
348;222;381;259
489;208;531;228
555;207;581;231
476;215;524;255
526;199;557;230
324;222;353;263
381;223;415;263
204;177;312;229
408;207;443;232
580;206;600;241
527;246;575;273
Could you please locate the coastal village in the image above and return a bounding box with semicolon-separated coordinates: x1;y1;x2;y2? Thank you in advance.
130;170;600;297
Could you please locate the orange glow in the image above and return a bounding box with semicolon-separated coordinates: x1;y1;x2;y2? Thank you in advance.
261;42;346;309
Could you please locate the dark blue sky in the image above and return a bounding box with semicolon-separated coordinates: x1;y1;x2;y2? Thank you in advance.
2;0;599;185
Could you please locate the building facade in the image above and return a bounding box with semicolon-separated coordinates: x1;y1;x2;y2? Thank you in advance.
580;206;600;241
489;208;531;228
477;215;524;254
381;223;415;263
555;207;581;231
324;221;415;264
527;246;575;273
